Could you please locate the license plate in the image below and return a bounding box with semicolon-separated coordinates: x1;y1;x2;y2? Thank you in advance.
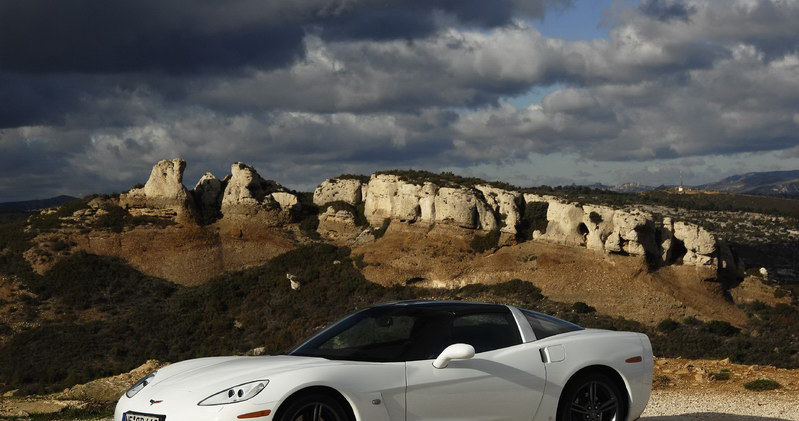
124;412;165;421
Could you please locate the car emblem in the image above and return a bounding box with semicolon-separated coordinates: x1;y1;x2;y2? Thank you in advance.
150;399;163;405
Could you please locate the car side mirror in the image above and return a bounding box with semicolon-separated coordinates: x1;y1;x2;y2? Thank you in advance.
433;343;475;369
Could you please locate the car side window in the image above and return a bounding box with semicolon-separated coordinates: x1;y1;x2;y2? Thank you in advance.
450;311;522;353
318;315;415;350
523;310;583;340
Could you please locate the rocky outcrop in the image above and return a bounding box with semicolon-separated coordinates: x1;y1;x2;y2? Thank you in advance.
119;159;196;221
220;162;299;224
522;194;743;279
475;185;521;234
314;178;363;206
193;172;224;223
354;174;507;231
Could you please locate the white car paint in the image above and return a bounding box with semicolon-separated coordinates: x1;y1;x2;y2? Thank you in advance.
115;302;653;421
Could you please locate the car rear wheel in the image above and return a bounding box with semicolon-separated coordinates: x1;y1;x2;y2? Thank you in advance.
557;372;626;421
276;393;351;421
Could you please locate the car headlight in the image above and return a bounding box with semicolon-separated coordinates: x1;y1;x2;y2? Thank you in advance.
126;372;157;398
198;380;269;406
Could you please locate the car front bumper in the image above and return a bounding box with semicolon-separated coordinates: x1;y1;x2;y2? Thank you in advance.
115;399;279;421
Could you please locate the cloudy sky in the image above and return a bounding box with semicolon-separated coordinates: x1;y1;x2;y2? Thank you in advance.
1;0;798;201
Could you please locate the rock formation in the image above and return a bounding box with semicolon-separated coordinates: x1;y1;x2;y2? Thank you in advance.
315;172;745;281
193;172;224;223
220;162;299;224
119;158;196;221
313;178;363;207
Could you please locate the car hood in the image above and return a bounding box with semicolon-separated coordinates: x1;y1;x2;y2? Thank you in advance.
149;355;328;394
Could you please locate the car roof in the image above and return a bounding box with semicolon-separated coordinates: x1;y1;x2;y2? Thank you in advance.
371;300;510;313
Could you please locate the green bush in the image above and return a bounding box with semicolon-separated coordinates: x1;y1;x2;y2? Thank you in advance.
299;214;320;239
470;229;501;253
683;316;702;326
743;378;781;391
589;211;603;224
517;202;549;241
656;318;680;332
353;254;367;269
702;320;740;337
572;302;596;314
709;369;731;381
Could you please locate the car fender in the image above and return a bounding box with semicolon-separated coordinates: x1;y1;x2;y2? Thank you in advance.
533;330;650;421
254;362;406;421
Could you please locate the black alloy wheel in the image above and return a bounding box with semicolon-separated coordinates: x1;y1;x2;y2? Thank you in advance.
558;373;626;421
277;393;351;421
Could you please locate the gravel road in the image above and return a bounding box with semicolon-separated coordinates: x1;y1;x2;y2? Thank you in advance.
641;390;799;421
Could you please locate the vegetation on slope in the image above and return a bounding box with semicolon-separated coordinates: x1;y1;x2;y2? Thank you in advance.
0;241;798;395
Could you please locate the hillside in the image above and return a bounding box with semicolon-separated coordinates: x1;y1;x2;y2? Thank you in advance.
0;196;78;212
701;170;799;199
1;158;798;397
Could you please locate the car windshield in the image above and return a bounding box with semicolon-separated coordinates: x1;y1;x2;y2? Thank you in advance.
289;304;521;362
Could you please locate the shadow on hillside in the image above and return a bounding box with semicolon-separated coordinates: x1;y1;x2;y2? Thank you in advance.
642;414;792;421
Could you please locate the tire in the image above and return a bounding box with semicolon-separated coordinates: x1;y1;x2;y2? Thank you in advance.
557;372;627;421
275;392;352;421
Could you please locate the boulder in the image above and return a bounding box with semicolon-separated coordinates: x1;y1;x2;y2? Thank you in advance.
434;187;496;230
607;209;657;257
582;205;616;252
119;158;196;221
220;162;294;223
313;178;363;207
419;183;438;221
476;185;522;234
271;192;301;212
363;174;402;224
673;221;717;266
539;201;586;247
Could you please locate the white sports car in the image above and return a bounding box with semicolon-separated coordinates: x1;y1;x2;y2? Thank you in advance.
115;300;653;421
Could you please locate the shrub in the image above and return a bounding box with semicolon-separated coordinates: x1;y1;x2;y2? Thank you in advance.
517;202;549;241
683;316;702;326
743;378;781;391
299;214;320;239
470;229;501;253
774;289;787;299
710;369;731;381
589;211;603;224
656;318;680;332
702;320;740;337
353;254;367;269
572;302;596;314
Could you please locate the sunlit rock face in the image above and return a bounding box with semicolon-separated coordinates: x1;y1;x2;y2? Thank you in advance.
220;162;298;224
119;158;197;222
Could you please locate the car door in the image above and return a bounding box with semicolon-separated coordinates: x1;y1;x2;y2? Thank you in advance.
405;309;547;421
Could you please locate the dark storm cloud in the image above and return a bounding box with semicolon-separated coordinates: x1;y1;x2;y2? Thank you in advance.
0;0;570;75
2;0;799;201
639;0;696;22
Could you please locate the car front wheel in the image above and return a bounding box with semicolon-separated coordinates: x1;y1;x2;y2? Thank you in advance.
557;372;627;421
276;393;352;421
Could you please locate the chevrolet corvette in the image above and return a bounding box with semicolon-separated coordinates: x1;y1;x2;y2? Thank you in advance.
115;300;653;421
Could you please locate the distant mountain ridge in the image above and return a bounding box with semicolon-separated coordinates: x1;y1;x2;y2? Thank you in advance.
701;170;799;199
0;195;79;212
